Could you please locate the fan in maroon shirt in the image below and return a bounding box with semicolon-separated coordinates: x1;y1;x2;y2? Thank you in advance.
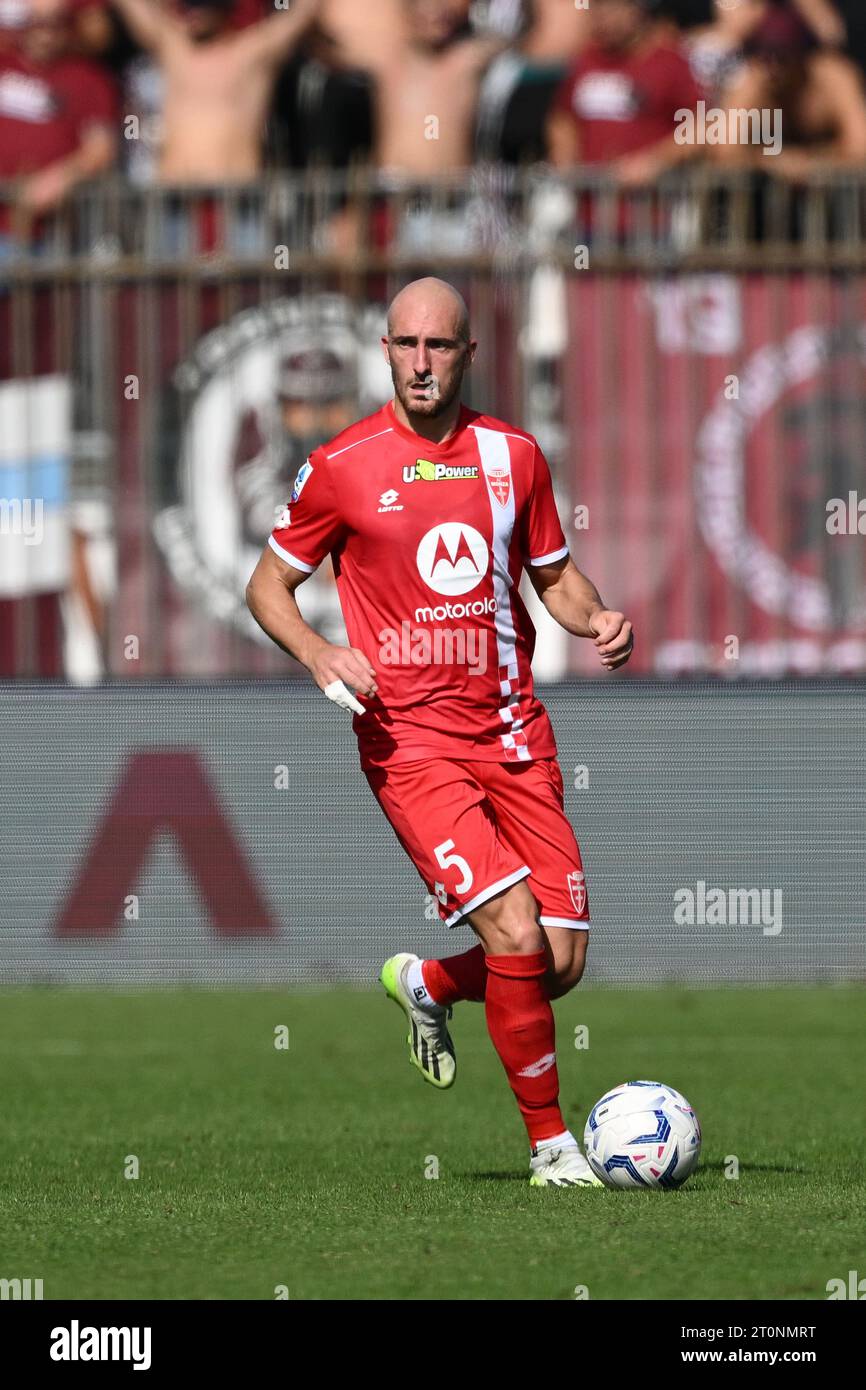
547;0;704;187
0;0;117;243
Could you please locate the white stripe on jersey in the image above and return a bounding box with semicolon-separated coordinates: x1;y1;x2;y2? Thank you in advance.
325;427;394;460
268;535;315;573
471;426;531;762
528;545;569;567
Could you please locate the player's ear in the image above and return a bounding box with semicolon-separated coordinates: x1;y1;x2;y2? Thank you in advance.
380;335;391;363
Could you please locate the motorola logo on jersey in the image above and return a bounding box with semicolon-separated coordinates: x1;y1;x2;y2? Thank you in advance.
416;522;490;597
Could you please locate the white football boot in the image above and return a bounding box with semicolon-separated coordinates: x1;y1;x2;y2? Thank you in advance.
380;952;456;1089
529;1141;604;1188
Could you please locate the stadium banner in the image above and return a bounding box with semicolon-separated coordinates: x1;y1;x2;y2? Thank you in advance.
1;681;862;987
0;374;71;677
0;374;71;598
563;272;866;677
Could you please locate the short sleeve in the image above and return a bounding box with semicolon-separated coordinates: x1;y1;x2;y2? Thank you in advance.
522;443;569;568
268;451;346;574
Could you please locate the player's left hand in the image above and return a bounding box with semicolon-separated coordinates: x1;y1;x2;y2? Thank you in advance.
589;609;634;671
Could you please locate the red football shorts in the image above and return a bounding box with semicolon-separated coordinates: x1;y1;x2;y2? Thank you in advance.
365;756;589;930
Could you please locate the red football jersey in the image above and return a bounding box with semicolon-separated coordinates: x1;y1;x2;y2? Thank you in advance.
269;400;569;770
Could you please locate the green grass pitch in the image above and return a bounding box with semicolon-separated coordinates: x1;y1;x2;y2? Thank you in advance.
2;986;864;1301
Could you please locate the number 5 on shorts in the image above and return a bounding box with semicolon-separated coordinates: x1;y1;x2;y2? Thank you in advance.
433;838;473;905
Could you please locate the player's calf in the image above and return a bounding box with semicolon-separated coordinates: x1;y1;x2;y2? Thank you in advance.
544;927;588;1000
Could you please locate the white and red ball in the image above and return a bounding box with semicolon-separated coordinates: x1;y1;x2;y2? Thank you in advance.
584;1080;701;1189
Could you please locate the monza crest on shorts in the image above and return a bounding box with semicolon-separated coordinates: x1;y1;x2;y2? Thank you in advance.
567;870;586;915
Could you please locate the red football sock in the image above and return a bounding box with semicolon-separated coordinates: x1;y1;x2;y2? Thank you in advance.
484;949;565;1146
422;945;487;1005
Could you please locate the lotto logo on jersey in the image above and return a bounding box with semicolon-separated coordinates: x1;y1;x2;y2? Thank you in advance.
403;459;479;483
416;522;489;596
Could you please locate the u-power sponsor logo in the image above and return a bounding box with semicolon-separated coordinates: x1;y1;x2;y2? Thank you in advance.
403;460;479;483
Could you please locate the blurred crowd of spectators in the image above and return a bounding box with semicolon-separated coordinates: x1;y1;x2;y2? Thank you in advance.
3;0;866;251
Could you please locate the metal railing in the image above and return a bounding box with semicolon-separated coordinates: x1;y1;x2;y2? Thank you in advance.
2;168;866;274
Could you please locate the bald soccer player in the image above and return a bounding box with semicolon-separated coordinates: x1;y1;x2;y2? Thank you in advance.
246;278;634;1187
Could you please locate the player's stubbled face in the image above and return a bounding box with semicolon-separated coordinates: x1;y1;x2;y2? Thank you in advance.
386;318;470;418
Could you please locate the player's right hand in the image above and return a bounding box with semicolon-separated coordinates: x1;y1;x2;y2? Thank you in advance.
309;643;378;701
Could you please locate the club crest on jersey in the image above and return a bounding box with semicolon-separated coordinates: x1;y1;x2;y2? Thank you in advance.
567;870;587;916
485;466;511;507
403;459;479;484
290;461;313;503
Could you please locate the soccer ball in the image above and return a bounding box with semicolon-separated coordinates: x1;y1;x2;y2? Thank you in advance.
583;1080;701;1189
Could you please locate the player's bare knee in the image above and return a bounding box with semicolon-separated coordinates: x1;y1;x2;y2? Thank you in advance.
478;914;543;956
469;880;544;955
472;911;543;956
507;916;545;955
